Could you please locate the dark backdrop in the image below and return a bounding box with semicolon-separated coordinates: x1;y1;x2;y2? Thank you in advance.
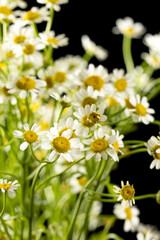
28;0;160;239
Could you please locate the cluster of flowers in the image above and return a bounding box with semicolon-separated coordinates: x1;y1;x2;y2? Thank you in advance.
0;0;160;239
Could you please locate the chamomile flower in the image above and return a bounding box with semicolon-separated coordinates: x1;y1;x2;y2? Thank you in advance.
0;179;20;196
13;123;47;151
83;127;119;162
0;85;17;105
137;224;160;240
41;128;82;162
6;75;46;99
67;173;87;194
126;95;155;124
145;136;160;169
50;92;72;107
78;64;109;95
81;35;108;61
37;0;69;11
106;69;135;102
73;86;103;108
0;0;16;22
109;129;124;157
112;17;146;38
113;203;140;232
7;0;27;9
113;181;135;206
39;31;69;48
73;104;107;137
143;33;160;53
141;51;160;69
17;6;49;24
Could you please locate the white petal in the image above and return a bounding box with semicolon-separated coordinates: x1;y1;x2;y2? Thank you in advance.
48;150;57;162
13;130;23;138
62;129;72;139
19;90;27;99
23;123;29;131
20;141;29;151
63;153;74;162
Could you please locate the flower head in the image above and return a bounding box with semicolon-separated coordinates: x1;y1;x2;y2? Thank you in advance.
145;136;160;170
37;0;69;11
0;179;20;196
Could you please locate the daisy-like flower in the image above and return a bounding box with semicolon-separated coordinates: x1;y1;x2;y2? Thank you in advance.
37;0;69;11
7;0;27;9
81;35;108;61
50;92;72;108
141;51;160;69
17;6;49;24
112;17;146;38
113;203;140;232
13;123;47;151
6;75;46;99
73;86;103;108
0;179;20;196
109;129;124;158
125;94;155;125
113;180;135;206
38;66;56;89
0;0;17;22
39;31;69;49
78;64;109;95
106;69;135;103
83;127;119;162
68;173;87;194
137;224;160;240
143;33;160;53
145;135;160;170
73;104;107;137
0;85;17;105
41;128;82;162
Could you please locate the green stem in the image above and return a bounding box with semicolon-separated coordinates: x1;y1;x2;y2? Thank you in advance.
108;107;125;118
36;158;84;190
45;6;54;33
57;106;65;123
25;94;30;125
122;35;134;73
0;192;6;217
103;233;124;240
135;194;156;200
108;116;131;126
147;85;160;101
151;120;160;126
2;22;8;42
0;171;22;184
82;52;93;62
67;160;102;240
119;148;147;160
123;140;145;144
0;137;15;149
32;22;38;37
28;163;47;240
0;217;12;240
29;144;49;163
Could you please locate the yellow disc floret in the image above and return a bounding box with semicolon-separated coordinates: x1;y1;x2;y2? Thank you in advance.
52;136;70;153
120;184;135;201
13;35;26;44
114;78;127;92
125;207;132;220
16;77;36;90
91;138;108;153
82;97;97;107
0;183;12;191
47;38;59;45
54;71;66;83
78;176;87;186
136;103;147;116
85;75;104;91
153;145;160;159
112;141;119;153
82;112;101;127
23;130;38;143
23;44;35;55
44;76;54;88
23;11;40;21
0;6;12;16
47;0;59;3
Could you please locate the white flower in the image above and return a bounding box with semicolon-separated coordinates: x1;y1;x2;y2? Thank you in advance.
126;94;155;124
143;33;160;53
7;0;27;9
145;136;160;170
109;129;124;158
0;179;20;196
13;123;47;151
113;181;135;207
141;51;160;69
67;173;87;194
81;35;108;61
113;203;140;232
0;0;17;22
6;75;46;99
73;104;107;137
39;31;69;48
41;128;82;162
50;92;72;107
83;127;119;162
112;17;146;38
37;0;69;11
137;224;160;240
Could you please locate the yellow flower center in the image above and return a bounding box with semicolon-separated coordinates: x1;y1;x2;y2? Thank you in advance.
30;101;41;112
125;98;134;109
125;27;134;35
47;0;59;3
0;6;12;16
40;122;50;131
23;44;35;55
82;97;97;107
53;71;66;83
7;51;15;58
120;184;135;201
78;176;87;186
153;56;160;64
135;103;147;116
112;141;119;153
16;77;36;90
85;75;104;91
59;128;76;139
23;130;38;143
114;78;127;92
13;35;26;44
44;76;55;88
52;136;70;153
153;145;160;159
82;112;101;127
125;207;132;220
23;11;40;21
0;62;7;70
108;97;119;106
47;38;59;45
0;183;12;191
91;138;108;153
1;87;11;96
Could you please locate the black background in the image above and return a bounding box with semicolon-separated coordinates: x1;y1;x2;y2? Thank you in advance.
28;0;160;238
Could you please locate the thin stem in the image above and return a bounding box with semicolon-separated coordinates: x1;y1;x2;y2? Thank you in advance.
123;140;146;144
108;107;125;118
25;94;30;125
29;144;49;163
151;120;160;126
122;35;134;73
0;171;22;184
135;194;156;200
45;6;54;33
0;192;6;217
32;22;38;37
119;148;147;160
82;52;93;62
103;233;124;240
57;106;65;123
108;116;131;126
0;137;15;149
